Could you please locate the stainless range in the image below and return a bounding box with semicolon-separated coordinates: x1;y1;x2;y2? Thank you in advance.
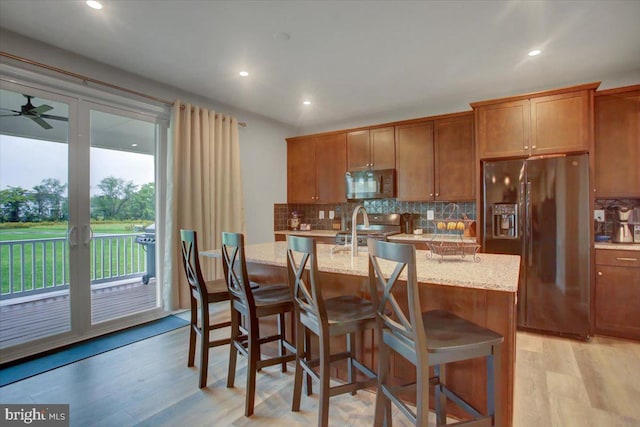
335;213;401;246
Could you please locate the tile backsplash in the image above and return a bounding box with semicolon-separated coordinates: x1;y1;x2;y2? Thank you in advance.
277;198;640;238
275;200;476;233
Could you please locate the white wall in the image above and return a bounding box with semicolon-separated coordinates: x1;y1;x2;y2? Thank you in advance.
0;29;294;244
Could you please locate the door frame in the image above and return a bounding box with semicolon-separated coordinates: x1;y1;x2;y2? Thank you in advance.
0;68;169;364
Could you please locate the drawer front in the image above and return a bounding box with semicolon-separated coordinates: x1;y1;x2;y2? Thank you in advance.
596;249;640;268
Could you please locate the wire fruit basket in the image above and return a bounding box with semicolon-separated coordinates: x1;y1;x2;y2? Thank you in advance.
427;203;480;263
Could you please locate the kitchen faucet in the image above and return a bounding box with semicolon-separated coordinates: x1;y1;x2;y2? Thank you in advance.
351;204;369;257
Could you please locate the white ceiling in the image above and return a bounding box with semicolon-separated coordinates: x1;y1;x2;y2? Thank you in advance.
1;0;639;131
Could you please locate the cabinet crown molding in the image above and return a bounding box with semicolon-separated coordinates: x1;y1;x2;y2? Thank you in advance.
470;81;601;108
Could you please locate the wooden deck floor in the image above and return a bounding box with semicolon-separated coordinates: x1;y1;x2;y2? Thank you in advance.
0;279;157;349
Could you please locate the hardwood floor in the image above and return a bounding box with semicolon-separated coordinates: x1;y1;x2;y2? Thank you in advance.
514;331;640;427
1;305;639;427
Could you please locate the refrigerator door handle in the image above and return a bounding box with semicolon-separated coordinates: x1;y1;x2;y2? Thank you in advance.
526;181;532;268
519;179;526;240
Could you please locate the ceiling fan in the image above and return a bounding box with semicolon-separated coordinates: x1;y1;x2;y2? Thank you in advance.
0;95;68;130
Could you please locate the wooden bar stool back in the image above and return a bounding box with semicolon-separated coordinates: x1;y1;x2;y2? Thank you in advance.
179;229;231;389
287;235;378;427
221;231;296;417
367;239;504;427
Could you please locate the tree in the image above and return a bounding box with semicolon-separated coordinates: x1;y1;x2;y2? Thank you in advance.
125;182;155;220
32;178;67;221
0;186;30;222
92;176;137;220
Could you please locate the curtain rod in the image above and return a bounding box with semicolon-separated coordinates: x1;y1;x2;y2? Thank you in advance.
0;51;247;127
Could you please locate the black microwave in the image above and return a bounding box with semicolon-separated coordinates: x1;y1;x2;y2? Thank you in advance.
345;169;396;200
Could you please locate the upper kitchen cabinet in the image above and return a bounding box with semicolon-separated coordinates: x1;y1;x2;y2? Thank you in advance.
347;126;395;171
472;82;599;160
287;133;347;204
395;112;474;201
396;121;434;201
474;99;530;159
434;113;475;201
594;85;640;198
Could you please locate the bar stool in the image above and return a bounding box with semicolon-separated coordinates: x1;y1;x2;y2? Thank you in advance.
179;229;231;388
221;232;296;417
287;235;378;427
367;239;503;427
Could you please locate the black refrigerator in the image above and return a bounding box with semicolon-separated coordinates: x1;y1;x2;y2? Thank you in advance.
482;154;591;339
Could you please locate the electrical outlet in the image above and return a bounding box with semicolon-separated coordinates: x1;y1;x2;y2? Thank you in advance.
594;209;605;222
329;210;335;219
427;210;434;220
319;210;325;220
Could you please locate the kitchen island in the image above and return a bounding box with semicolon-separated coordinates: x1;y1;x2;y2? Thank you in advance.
202;242;519;426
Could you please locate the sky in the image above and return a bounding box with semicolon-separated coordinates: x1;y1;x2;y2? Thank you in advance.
0;135;154;196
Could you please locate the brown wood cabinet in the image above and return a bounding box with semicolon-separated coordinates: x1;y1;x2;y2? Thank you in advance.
595;249;640;340
395;121;434;201
287;133;347;204
347;126;395;171
473;82;598;160
395;113;474;201
434;113;475;201
594;86;640;198
474;99;530;159
248;262;516;427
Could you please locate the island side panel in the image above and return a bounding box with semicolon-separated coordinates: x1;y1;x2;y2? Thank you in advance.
244;262;515;427
384;282;514;427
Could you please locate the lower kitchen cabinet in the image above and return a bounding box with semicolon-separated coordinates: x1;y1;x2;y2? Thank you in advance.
595;249;640;340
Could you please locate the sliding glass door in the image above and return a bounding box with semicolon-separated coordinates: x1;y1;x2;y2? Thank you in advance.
87;104;159;325
0;85;73;349
0;79;165;359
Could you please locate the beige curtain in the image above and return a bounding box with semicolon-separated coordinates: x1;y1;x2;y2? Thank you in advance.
161;100;245;310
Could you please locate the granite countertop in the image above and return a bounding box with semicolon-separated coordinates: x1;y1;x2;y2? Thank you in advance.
595;242;640;251
202;241;520;293
274;230;338;237
389;233;477;244
273;230;478;244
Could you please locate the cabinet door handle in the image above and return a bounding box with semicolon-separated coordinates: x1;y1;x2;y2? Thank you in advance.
435;192;439;197
615;257;638;262
524;145;529;150
429;193;433;197
532;145;536;150
597;271;603;276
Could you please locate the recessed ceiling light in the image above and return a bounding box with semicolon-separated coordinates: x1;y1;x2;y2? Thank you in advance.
86;1;103;10
131;143;138;147
239;71;249;77
528;49;541;57
303;100;311;105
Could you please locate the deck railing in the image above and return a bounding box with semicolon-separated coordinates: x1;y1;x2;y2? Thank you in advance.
0;233;147;300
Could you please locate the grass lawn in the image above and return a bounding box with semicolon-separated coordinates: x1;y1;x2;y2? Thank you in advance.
0;221;152;295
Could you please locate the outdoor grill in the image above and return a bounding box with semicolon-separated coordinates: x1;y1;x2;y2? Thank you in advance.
135;224;156;285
